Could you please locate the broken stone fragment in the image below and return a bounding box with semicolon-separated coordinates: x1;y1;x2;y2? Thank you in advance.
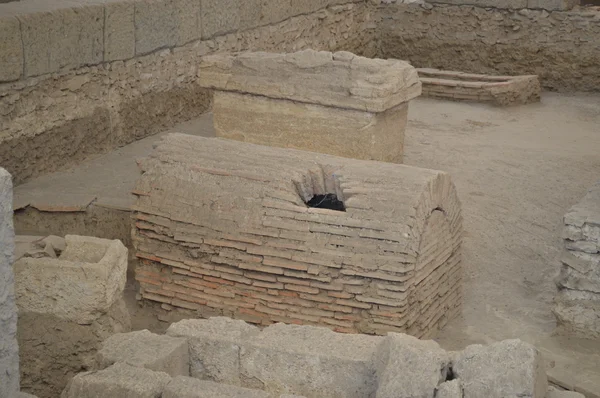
436;379;463;398
453;339;547;398
375;332;450;398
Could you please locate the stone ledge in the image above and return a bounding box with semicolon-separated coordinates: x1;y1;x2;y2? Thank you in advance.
417;68;540;106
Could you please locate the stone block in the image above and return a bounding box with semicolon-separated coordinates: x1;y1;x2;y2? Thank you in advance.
198;50;421;113
163;376;271;398
200;0;239;39
213;91;408;163
0;168;19;398
62;362;171;398
436;379;463;398
166;317;260;383
453;339;547;398
375;333;450;398
14;235;128;324
18;3;103;77
0;16;23;81
547;386;586;398
527;0;579;10
96;329;189;376
104;0;135;61
240;323;381;397
134;0;200;55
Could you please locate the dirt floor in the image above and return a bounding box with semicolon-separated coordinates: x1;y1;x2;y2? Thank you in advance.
13;92;600;395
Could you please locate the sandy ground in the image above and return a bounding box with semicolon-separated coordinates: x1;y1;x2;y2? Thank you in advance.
13;92;600;393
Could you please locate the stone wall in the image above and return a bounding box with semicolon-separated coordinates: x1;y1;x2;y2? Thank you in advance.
0;168;19;398
63;317;550;398
554;180;600;339
377;2;600;92
0;0;373;184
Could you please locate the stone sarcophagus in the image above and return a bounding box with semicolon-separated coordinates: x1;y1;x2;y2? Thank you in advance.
197;50;421;164
132;134;462;338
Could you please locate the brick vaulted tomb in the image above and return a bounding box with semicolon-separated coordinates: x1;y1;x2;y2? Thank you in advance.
197;50;422;164
132;134;462;338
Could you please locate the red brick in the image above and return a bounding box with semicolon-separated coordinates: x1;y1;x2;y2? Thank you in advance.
244;272;277;283
136;252;162;262
277;276;311;286
278;291;299;298
288;312;320;323
263;257;309;272
203;288;236;299
283;269;331;283
136;276;162;287
311;282;343;291
204;276;235;286
143;292;172;304
172;298;205;310
285;284;319;294
239;262;284;275
333;327;358;334
281;296;314;308
321;318;354;328
335;299;371;309
182;278;219;290
327;291;354;299
239;308;266;318
255;304;285;316
265;240;308;252
334;313;362;322
221;234;263;246
204;238;247;251
235;283;268;292
254;281;284;289
212;264;244;275
219;273;252;285
299;293;334;303
318;303;353;314
300;307;334;318
247;246;292;259
174;294;208;306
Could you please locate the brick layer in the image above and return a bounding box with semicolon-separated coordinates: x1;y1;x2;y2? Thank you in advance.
133;134;463;337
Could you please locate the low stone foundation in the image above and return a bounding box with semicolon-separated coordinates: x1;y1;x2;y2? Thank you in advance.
62;317;549;398
199;50;421;163
417;68;541;106
133;134;462;338
13;235;131;398
554;180;600;339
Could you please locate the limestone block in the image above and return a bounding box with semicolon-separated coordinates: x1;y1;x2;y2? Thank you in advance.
14;235;128;324
213;91;408;163
198;50;421;113
104;0;135;61
0;168;19;398
18;3;103;77
134;0;200;55
163;376;271;398
375;333;450;398
436;379;463;398
166;317;260;383
453;339;547;398
553;290;600;339
0;16;23;81
61;362;171;398
96;329;189;376
200;0;239;39
240;323;381;397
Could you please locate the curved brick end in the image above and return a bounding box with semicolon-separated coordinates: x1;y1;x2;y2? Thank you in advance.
132;134;462;338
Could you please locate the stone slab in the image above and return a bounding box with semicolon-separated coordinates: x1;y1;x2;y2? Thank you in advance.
0;16;23;81
104;0;135;61
96;329;189;376
134;0;201;55
375;333;450;398
163;376;271;398
62;362;171;398
453;339;548;398
18;2;104;77
166;317;260;383
198;50;421;113
213;91;408;163
240;323;380;397
14;235;128;324
0;168;19;398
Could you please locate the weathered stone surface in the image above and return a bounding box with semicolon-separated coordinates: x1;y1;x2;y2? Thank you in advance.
133;134;463;337
436;379;463;398
104;0;135;61
163;376;271;398
96;329;189;376
14;235;128;324
61;362;171;398
375;333;449;398
546;386;586;398
241;323;381;397
198;50;421;112
134;0;200;55
0;168;19;398
17;392;38;398
19;297;131;398
453;339;547;398
213;91;408;163
17;3;103;77
166;317;260;383
554;180;600;339
201;0;239;38
0;16;23;81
